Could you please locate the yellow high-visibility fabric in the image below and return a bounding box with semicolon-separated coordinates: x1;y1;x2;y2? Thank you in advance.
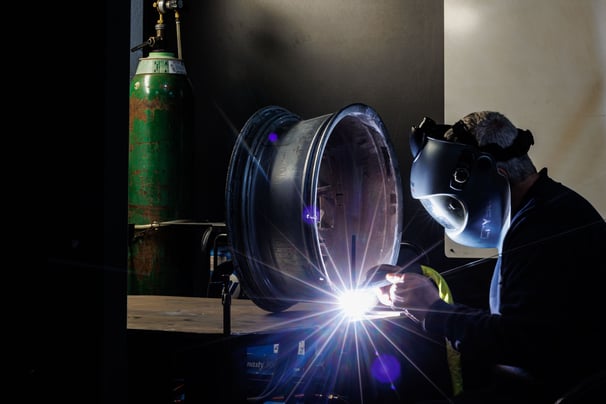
420;265;463;396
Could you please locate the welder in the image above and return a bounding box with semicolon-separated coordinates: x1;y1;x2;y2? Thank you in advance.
377;111;606;403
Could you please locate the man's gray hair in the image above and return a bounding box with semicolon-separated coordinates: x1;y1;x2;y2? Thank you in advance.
447;111;537;184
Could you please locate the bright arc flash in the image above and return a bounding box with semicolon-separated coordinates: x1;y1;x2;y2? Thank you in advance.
338;288;378;319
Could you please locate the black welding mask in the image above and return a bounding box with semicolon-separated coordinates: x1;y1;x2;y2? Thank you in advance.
409;117;532;248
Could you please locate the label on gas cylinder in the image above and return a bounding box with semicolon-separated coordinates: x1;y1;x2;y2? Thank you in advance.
135;58;188;75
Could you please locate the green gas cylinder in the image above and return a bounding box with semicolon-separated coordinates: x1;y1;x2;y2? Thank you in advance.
128;50;194;295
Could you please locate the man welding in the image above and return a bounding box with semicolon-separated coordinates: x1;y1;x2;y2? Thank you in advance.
377;111;606;403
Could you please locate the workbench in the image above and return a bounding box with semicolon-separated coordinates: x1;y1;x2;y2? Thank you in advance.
127;295;453;404
128;295;332;335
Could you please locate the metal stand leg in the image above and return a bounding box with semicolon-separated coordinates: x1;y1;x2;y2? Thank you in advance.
222;274;231;335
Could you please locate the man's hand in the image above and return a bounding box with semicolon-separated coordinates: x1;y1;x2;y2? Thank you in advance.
376;272;440;324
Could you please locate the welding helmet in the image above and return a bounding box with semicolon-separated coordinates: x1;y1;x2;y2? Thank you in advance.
409;117;533;248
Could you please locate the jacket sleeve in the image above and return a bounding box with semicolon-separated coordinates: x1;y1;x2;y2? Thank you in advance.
423;299;504;360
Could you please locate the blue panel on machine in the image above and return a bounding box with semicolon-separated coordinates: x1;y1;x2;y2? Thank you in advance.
246;343;280;376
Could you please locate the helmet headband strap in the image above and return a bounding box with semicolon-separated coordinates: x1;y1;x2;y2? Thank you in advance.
451;120;534;161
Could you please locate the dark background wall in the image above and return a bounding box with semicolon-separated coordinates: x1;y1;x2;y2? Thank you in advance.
179;1;445;224
41;1;130;403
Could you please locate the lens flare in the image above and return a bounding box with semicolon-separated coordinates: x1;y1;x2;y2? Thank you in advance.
302;205;321;225
371;353;401;384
